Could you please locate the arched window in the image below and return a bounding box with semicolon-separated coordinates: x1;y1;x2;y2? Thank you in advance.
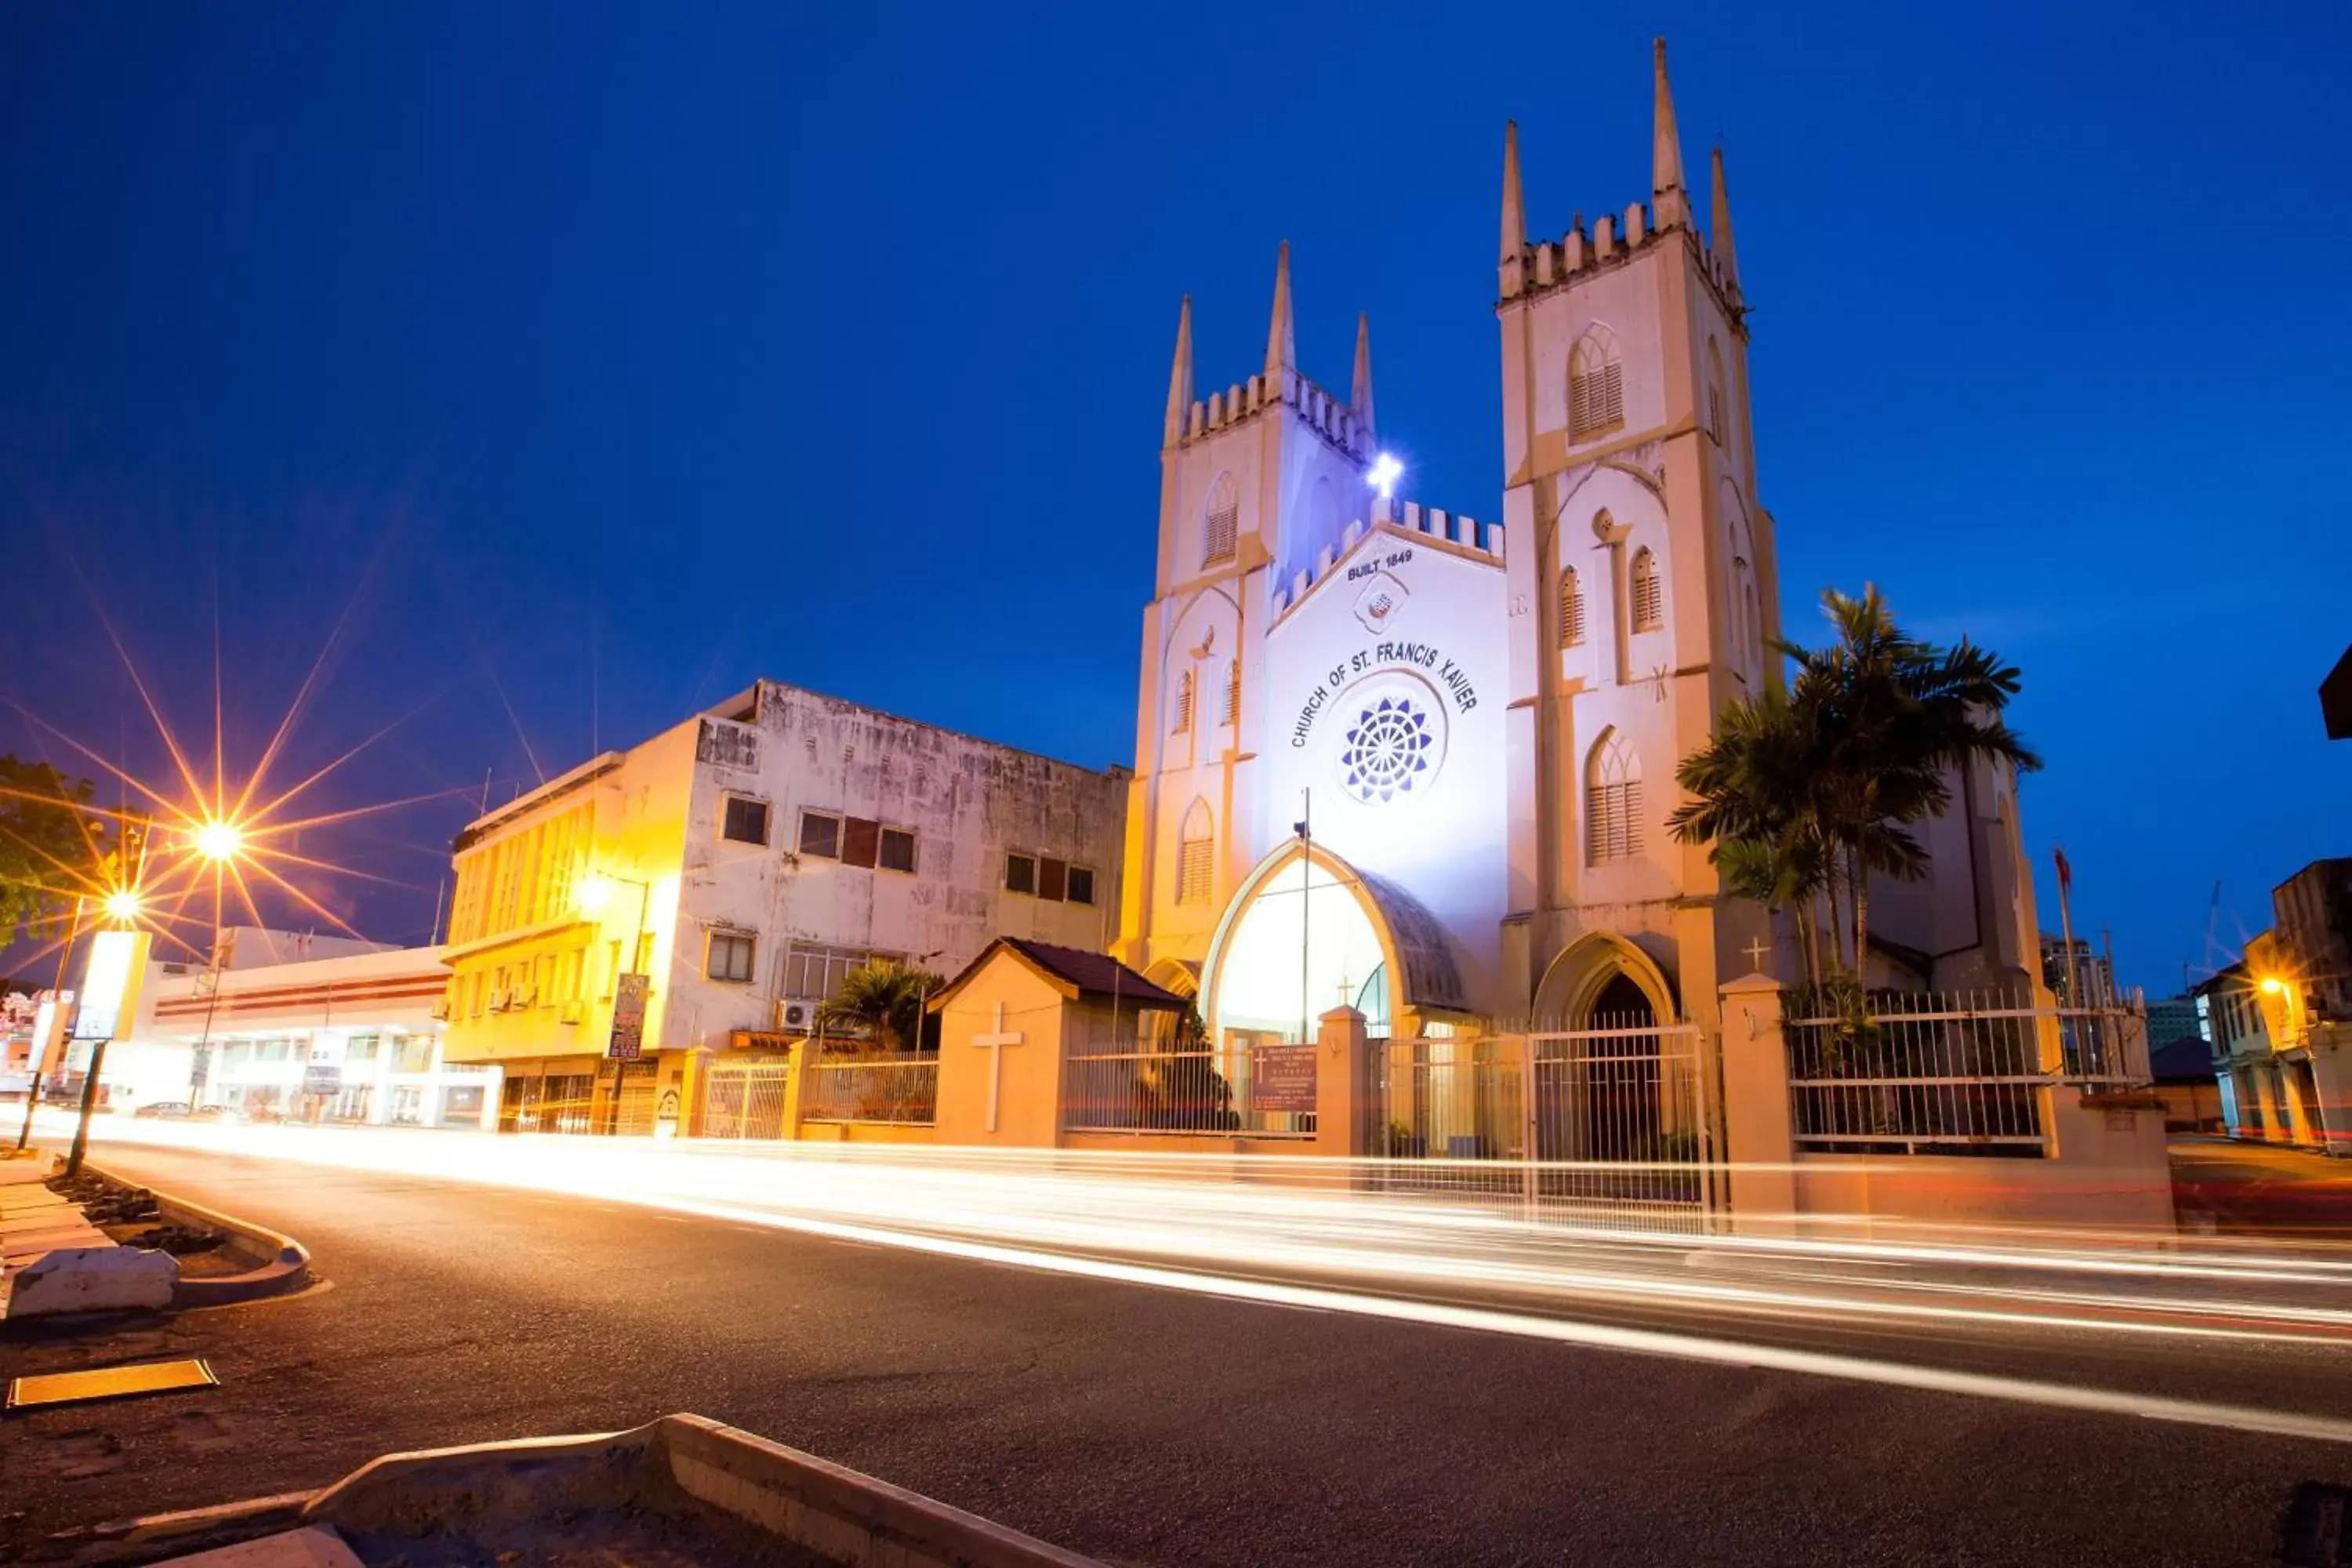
1223;657;1242;726
1585;731;1643;865
1172;669;1195;734
1203;473;1239;568
1569;327;1624;438
1558;566;1586;648
1177;800;1214;905
1731;555;1754;663
1706;338;1727;446
1631;546;1663;633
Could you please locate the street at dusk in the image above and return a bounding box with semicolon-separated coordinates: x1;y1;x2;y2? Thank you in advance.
5;3;2352;1565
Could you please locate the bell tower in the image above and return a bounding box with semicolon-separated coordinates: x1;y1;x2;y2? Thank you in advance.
1118;247;1380;985
1494;39;1782;1019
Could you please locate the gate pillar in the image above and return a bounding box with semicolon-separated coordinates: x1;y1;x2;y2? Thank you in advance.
1718;973;1798;1232
1314;1006;1372;1158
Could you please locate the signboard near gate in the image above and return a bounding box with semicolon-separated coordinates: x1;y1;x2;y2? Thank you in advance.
608;973;648;1061
303;1062;343;1095
1250;1044;1317;1113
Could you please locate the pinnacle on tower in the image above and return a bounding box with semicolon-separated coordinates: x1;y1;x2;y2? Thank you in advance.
1265;240;1296;380
1351;311;1375;438
1500;119;1526;266
1164;295;1194;448
1710;147;1740;297
1652;38;1690;229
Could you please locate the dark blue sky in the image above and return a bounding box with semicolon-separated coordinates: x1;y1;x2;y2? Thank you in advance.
2;2;2346;990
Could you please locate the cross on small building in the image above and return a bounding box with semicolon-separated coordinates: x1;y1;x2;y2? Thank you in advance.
1743;935;1772;975
970;1000;1025;1134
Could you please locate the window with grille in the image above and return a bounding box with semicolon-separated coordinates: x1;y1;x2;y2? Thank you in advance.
1223;658;1241;725
1173;670;1195;734
1558;567;1586;648
779;941;900;1000
1203;473;1239;566
1631;547;1663;632
1585;732;1644;865
1177;837;1214;903
1569;330;1625;438
706;930;757;984
721;795;771;845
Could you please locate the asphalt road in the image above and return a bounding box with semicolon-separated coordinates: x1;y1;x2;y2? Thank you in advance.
8;1142;2352;1567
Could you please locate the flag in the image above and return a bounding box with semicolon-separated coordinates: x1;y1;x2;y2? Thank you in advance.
2053;847;2072;894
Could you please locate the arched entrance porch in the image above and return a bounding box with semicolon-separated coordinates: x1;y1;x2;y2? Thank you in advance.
1529;933;1697;1170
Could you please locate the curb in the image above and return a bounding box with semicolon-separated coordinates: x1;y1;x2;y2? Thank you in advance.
82;1161;311;1308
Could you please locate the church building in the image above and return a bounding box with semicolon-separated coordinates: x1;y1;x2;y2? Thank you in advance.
1114;41;2044;1056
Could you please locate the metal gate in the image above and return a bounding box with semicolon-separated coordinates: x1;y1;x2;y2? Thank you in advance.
699;1063;796;1141
1363;1022;1716;1230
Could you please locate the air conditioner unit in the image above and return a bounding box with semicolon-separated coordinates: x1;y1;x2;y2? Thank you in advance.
488;986;511;1012
510;982;537;1009
776;999;817;1033
429;1000;452;1022
557;1001;583;1025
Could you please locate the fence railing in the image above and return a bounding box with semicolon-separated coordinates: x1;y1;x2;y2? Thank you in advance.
700;1064;795;1141
804;1052;937;1125
1785;989;2151;1156
1062;1047;1316;1137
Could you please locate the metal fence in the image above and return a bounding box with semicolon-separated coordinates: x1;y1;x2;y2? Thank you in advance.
1359;1020;1715;1229
1785;989;2151;1156
699;1063;795;1141
1062;1047;1317;1137
804;1053;937;1125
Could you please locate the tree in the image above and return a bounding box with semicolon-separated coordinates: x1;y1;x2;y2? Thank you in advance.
816;959;947;1055
1668;588;2039;987
0;756;103;945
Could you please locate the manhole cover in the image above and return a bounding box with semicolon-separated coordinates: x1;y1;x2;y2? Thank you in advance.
6;1358;218;1410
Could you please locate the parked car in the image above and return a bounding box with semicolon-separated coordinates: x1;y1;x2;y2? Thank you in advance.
133;1102;189;1120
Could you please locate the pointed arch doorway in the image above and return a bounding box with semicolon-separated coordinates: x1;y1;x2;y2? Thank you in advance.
1530;935;1696;1178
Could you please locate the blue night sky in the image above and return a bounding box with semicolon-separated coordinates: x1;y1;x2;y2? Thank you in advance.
2;2;2345;991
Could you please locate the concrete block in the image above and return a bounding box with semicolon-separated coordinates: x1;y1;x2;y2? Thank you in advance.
153;1525;363;1566
5;1245;179;1317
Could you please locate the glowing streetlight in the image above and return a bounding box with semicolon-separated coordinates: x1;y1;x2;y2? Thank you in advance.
102;888;143;924
1367;452;1403;501
2259;976;2288;996
194;819;244;862
577;871;620;916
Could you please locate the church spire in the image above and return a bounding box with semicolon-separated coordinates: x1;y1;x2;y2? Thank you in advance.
1350;311;1375;438
1264;240;1295;381
1651;38;1690;229
1500;119;1526;266
1710;147;1740;297
1164;295;1194;448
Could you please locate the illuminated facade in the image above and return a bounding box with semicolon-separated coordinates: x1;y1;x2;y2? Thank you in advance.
1116;42;2045;1048
438;680;1126;1133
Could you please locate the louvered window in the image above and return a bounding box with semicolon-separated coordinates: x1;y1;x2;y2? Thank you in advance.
1570;332;1625;439
1558;568;1586;648
1203;473;1240;567
1177;836;1214;904
1631;547;1663;633
1172;670;1195;734
1585;781;1644;863
1223;658;1242;725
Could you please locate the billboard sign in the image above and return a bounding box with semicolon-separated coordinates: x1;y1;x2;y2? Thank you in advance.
72;931;151;1042
607;972;648;1061
1250;1044;1318;1113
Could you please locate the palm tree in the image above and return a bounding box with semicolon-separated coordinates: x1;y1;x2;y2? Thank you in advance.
817;960;946;1055
1668;685;1831;986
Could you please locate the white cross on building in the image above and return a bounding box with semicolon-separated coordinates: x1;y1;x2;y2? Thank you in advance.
1743;935;1772;974
971;1000;1025;1134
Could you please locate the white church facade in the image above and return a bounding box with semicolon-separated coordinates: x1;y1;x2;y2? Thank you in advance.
1114;41;2045;1053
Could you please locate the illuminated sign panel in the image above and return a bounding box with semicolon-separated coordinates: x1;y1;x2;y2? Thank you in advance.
72;931;151;1041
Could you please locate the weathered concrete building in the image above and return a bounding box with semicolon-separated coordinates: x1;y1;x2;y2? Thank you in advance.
437;680;1127;1134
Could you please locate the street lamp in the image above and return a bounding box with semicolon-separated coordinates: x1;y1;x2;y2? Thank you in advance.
194;819;244;862
102;888;143;924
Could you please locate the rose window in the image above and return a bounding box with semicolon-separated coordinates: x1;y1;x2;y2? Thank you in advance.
1339;696;1434;804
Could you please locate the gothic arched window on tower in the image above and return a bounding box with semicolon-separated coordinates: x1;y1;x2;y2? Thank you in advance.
1172;669;1195;735
1558;566;1586;648
1569;328;1625;439
1177;800;1214;905
1707;338;1728;446
1585;731;1643;866
1631;546;1664;633
1222;657;1242;726
1203;473;1240;568
1731;555;1755;666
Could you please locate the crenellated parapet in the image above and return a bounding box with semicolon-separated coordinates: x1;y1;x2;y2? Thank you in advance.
1177;366;1373;460
1268;496;1506;616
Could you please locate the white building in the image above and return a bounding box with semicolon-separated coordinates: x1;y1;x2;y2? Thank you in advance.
440;681;1127;1133
1116;41;2043;1048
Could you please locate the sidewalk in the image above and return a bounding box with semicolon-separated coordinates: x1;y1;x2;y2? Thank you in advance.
0;1149;114;1265
2171;1135;2352;1236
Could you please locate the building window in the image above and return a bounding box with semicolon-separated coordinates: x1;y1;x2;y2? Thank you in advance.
1569;328;1624;438
781;942;902;1001
1631;547;1663;632
721;795;771;845
1585;730;1644;865
1038;857;1069;902
1558;567;1586;648
878;826;916;873
706;930;756;984
1203;472;1239;567
1173;670;1195;735
346;1033;380;1063
1068;865;1097;906
1005;853;1036;895
1177;799;1214;905
395;1034;432;1073
1706;338;1728;446
1223;658;1242;726
799;810;841;858
840;815;880;869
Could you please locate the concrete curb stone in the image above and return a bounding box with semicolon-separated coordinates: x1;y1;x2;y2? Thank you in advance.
82;1162;311;1308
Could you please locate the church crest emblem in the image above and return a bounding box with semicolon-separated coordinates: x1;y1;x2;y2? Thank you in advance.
1350;572;1409;633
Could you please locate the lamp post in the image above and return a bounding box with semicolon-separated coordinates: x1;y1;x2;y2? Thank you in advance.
580;871;651;1135
908;949;945;1055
